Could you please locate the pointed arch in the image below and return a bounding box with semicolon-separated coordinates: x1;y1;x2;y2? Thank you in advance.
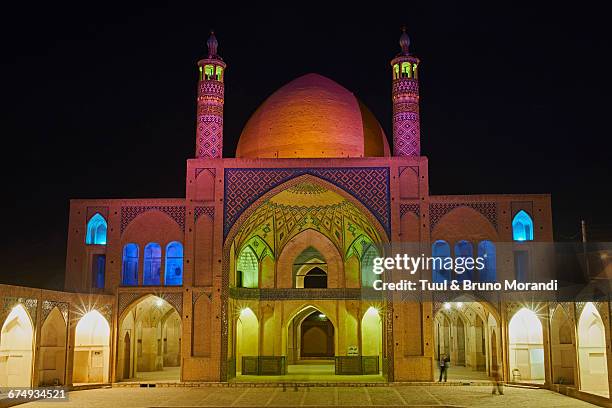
277;229;342;288
236;245;258;288
432;240;451;283
477;240;496;282
361;244;380;288
143;242;162;285
164;241;183;286
508;308;544;381
86;213;107;245
73;310;110;384
512;210;534;241
0;304;34;387
116;295;182;381
577;302;609;396
225;174;389;249
121;243;139;286
550;305;575;385
236;307;259;374
454;240;473;281
38;307;67;386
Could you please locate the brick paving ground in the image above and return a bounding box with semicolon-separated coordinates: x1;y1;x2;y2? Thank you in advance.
9;384;602;407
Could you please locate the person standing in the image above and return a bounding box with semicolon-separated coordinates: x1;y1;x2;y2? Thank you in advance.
491;361;504;395
438;353;450;382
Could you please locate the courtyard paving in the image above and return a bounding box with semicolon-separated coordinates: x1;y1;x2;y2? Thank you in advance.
10;384;602;407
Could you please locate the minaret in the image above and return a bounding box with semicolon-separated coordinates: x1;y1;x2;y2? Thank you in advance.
195;32;226;158
390;28;421;157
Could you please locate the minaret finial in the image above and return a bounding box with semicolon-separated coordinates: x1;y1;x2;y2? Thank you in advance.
399;26;410;55
207;30;219;58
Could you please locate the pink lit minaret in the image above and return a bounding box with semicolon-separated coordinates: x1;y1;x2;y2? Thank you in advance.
391;28;421;157
195;32;226;158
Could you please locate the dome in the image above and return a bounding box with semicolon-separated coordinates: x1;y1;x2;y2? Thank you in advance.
236;73;390;158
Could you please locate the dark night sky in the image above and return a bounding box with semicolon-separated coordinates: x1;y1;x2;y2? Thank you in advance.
0;3;610;290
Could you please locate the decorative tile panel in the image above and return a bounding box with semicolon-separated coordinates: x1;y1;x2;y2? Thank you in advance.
194;206;215;222
224;167;391;239
429;202;498;232
400;203;420;218
121;206;185;233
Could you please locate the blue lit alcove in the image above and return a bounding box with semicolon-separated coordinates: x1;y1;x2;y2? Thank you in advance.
86;213;107;245
477;240;496;282
122;243;139;286
454;240;473;281
144;243;162;285
512;210;534;241
432;240;451;283
165;241;183;286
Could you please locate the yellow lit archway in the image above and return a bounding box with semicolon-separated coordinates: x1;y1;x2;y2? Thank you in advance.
577;302;609;397
0;304;34;387
73;310;110;384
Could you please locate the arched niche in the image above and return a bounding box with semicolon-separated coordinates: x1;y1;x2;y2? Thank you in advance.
508;308;544;381
194;169;215;202
399;167;419;199
73;310;110;384
116;295;182;382
38;307;67;386
550;305;575;385
361;307;382;363
0;304;34;387
236;307;259;374
577;302;609;397
277;229;342;288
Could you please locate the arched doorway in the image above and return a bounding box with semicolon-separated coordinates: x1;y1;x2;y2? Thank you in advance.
117;296;182;382
303;268;328;288
73;310;110;384
282;305;337;377
434;301;496;380
38;307;67;386
550;305;575;385
300;312;334;358
236;307;258;374
294;247;328;288
577;302;609;397
508;308;544;382
361;306;382;367
0;304;34;387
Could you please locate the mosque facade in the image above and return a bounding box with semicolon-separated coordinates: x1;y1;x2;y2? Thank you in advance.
0;30;610;406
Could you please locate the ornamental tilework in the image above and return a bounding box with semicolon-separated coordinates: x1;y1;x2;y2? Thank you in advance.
196;80;224;159
117;292;182;316
233;199;380;260
223;167;391;239
429;202;498;232
118;292;144;317
41;300;69;324
194;206;215;222
392;79;420;157
120;206;185;234
195;168;216;178
0;297;38;327
400;203;420;218
98;304;113;324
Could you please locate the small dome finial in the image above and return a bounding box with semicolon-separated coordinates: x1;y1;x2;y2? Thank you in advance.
207;30;219;58
399;26;410;55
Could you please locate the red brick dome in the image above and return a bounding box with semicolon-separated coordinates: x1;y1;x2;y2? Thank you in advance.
236;73;390;158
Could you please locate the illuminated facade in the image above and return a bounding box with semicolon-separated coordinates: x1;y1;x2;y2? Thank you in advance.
0;30;610;406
